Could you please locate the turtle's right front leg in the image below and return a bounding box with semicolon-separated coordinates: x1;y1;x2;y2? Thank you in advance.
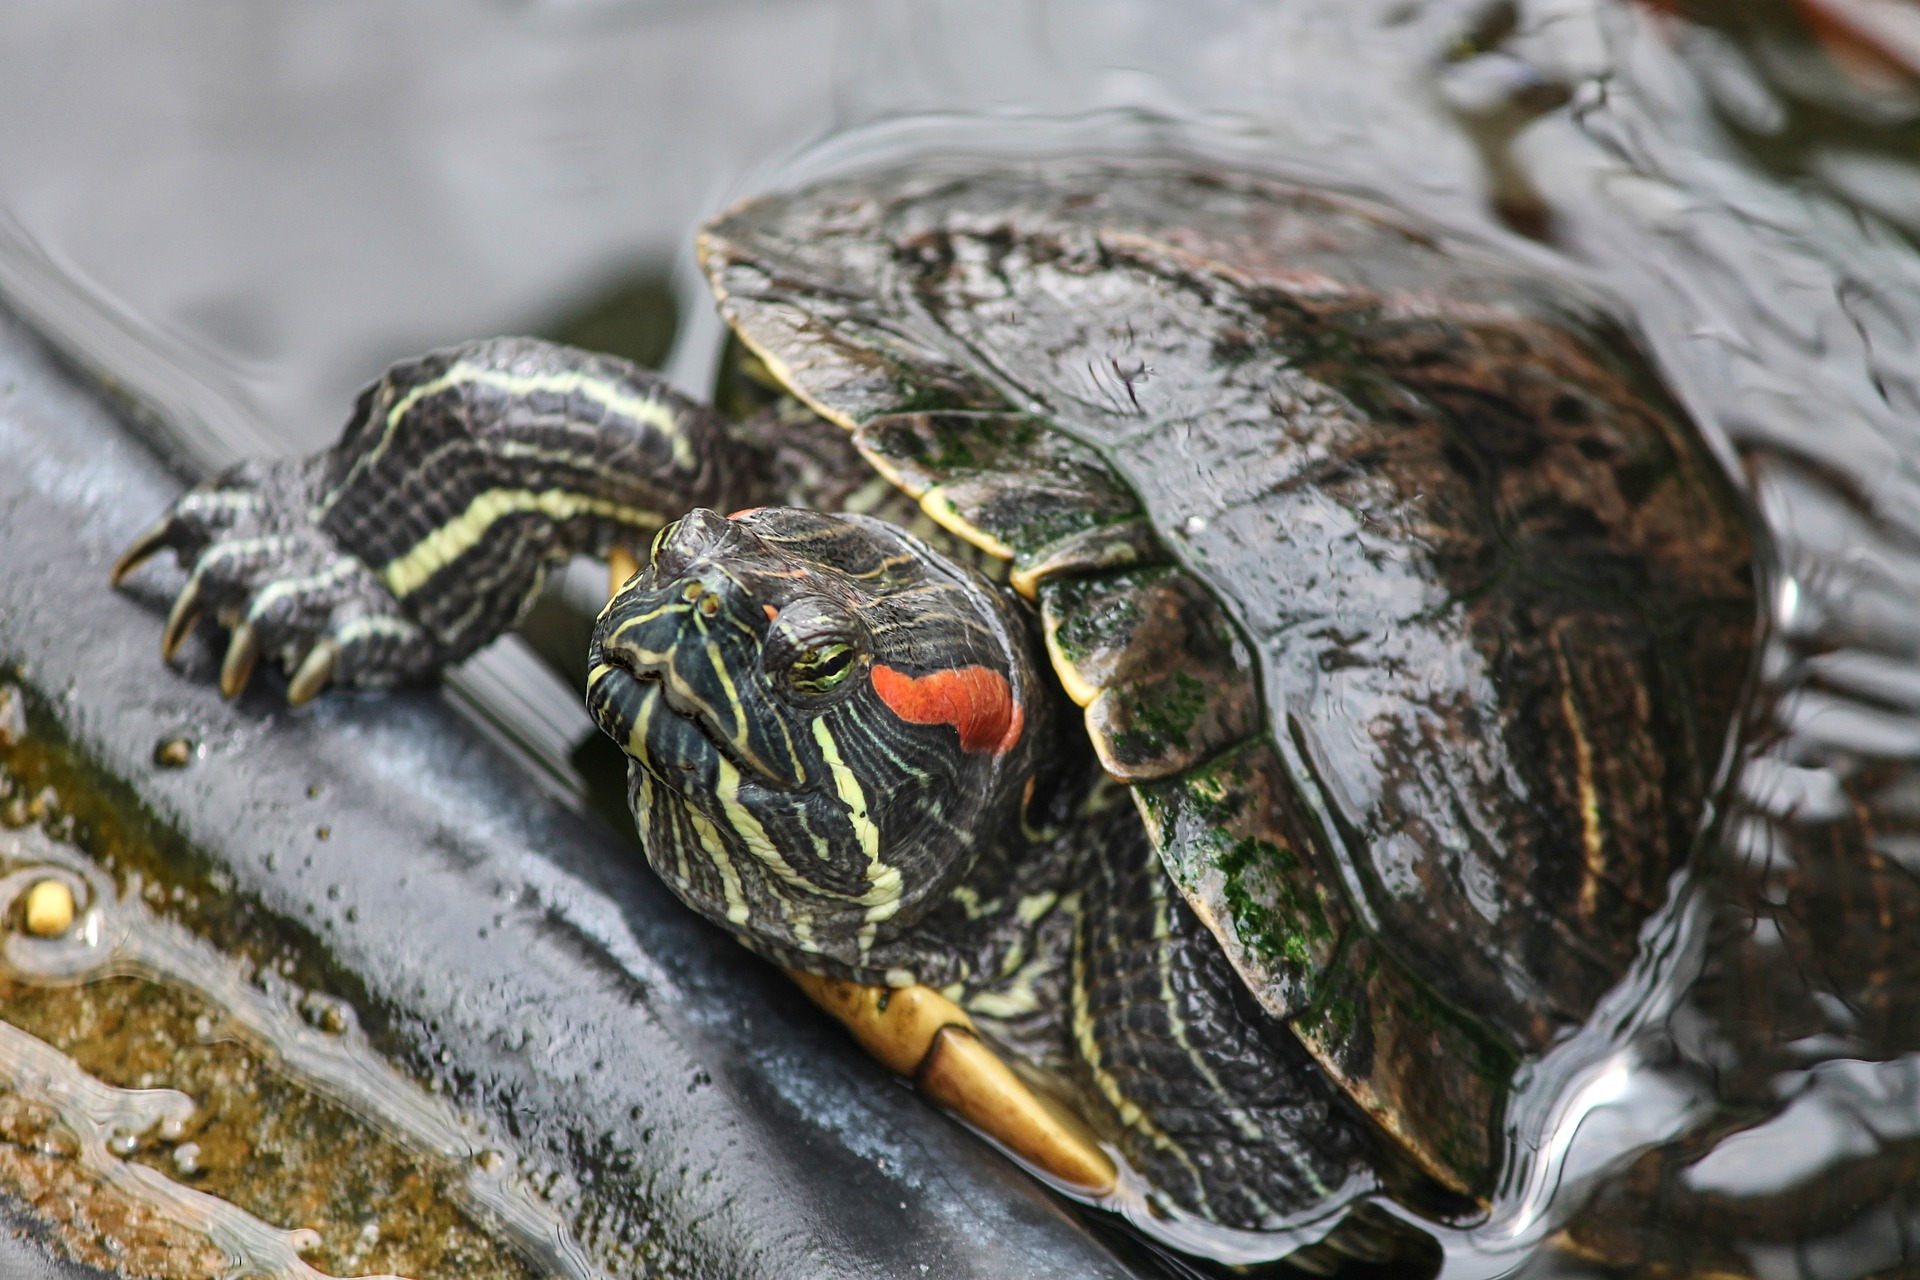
114;337;764;702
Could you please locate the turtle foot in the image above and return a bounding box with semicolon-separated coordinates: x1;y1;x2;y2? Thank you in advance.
786;970;1117;1196
113;459;439;703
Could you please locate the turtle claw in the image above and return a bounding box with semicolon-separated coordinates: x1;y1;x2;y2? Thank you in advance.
121;459;441;701
112;515;176;585
161;576;205;662
219;623;261;699
287;640;338;707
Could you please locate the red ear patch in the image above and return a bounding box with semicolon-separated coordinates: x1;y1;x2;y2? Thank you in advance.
871;664;1024;756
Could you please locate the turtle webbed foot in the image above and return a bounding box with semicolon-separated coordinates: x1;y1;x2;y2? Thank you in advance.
113;459;438;703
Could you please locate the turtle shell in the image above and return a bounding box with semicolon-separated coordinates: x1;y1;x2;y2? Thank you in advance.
697;160;1755;1196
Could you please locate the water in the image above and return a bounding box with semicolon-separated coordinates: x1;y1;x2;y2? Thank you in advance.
4;0;1920;1274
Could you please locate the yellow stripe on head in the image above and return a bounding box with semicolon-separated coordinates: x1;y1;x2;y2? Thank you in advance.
810;721;904;921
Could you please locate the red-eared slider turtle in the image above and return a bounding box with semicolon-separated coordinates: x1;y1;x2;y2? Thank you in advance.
112;160;1755;1266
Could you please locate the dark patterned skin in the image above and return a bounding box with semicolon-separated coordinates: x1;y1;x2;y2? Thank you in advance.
115;160;1759;1260
1066;828;1382;1227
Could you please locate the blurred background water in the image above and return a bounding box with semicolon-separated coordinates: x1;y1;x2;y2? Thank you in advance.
4;1;1920;1275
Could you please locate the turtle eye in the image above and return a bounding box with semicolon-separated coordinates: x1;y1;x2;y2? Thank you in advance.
786;639;857;696
763;598;864;701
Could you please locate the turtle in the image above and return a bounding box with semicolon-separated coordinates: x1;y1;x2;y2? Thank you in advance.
111;158;1756;1267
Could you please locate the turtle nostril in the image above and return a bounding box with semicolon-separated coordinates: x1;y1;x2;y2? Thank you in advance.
674;578;730;619
650;523;699;577
646;508;775;590
655;507;768;567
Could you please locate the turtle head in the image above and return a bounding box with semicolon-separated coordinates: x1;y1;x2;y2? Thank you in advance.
588;506;1045;976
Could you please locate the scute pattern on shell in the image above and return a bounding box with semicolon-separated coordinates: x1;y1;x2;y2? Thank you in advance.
700;160;1755;1195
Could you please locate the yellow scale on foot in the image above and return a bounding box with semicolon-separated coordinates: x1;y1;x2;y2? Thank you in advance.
786;971;1116;1195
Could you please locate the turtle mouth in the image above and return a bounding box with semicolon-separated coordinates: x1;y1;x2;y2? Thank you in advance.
586;649;791;791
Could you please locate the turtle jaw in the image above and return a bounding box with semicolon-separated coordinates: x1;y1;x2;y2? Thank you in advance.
587;509;807;792
586;644;791;797
586;659;720;799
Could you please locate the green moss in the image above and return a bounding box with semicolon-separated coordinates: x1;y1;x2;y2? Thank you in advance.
1139;672;1206;744
920;419;985;472
1047;576;1145;663
1214;836;1329;972
981;489;1098;557
1178;761;1237;824
1320;992;1363;1041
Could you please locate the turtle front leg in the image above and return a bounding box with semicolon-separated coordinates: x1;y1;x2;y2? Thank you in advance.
114;337;760;701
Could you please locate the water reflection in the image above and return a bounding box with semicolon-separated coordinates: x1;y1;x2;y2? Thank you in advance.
4;0;1920;1274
